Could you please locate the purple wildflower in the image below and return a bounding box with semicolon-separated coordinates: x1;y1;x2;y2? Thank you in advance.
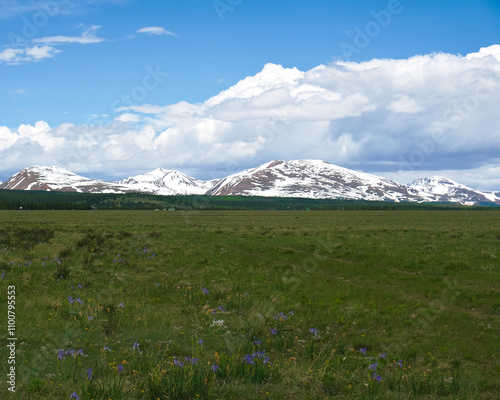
253;340;262;345
274;312;287;320
70;393;80;400
88;316;93;321
369;363;378;371
57;349;65;360
68;296;75;304
77;349;84;356
86;367;92;380
211;364;219;373
372;373;383;382
254;350;265;359
244;354;255;365
173;358;184;367
270;328;277;335
118;364;124;373
396;359;403;368
103;346;111;352
360;347;367;355
379;353;387;359
76;298;83;305
186;356;199;365
133;342;140;351
197;339;203;345
309;328;318;336
155;282;160;287
263;356;270;364
118;302;125;308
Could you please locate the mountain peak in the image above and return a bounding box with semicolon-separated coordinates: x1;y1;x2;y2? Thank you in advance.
407;175;499;205
23;165;76;174
0;165;131;193
410;175;458;184
1;161;499;205
116;168;211;195
207;159;416;201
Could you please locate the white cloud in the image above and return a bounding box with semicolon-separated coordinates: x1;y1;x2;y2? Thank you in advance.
0;48;23;63
1;25;105;65
0;126;19;151
33;25;106;45
0;45;60;64
465;45;500;61
136;27;177;36
25;45;61;60
115;113;140;123
387;95;423;114
1;45;500;189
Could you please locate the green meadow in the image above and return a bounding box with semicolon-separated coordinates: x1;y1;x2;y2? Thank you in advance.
0;209;499;399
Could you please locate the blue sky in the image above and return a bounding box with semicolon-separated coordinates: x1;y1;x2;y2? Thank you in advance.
1;0;500;189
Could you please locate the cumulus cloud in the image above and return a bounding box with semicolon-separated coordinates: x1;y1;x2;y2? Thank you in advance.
387;95;423;114
136;26;178;36
0;126;19;151
1;45;500;189
0;45;61;64
115;113;140;123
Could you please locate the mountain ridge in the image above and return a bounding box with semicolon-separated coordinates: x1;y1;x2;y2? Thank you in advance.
1;161;499;206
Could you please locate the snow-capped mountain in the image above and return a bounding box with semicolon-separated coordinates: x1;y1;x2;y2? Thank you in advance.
0;166;134;194
207;159;422;201
407;176;500;206
1;162;499;206
116;168;214;195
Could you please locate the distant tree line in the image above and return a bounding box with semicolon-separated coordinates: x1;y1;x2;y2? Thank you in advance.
0;189;498;211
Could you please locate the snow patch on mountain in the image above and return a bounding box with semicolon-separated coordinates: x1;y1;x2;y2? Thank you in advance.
1;162;499;206
407;176;500;205
207;159;421;201
116;168;214;195
0;166;133;193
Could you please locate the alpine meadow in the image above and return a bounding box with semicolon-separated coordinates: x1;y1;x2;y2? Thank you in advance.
0;209;499;399
1;0;500;399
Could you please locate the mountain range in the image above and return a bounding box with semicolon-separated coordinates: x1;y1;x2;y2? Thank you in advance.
0;160;499;206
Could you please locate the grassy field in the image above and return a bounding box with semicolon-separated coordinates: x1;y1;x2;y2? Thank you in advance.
0;210;499;399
